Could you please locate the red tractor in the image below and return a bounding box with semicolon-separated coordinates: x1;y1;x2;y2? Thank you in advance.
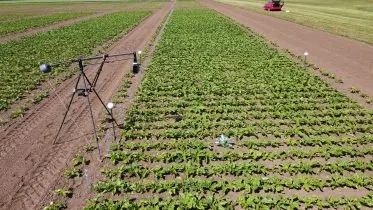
264;0;284;11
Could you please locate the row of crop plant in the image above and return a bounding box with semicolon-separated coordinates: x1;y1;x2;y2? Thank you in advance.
82;8;373;209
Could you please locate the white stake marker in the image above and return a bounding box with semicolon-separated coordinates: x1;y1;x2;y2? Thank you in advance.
304;52;309;67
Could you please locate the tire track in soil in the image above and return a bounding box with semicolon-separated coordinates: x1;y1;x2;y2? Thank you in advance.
0;1;174;209
0;2;146;43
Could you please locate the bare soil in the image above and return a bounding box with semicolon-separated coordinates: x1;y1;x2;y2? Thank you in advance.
0;2;146;43
200;0;373;98
0;1;174;209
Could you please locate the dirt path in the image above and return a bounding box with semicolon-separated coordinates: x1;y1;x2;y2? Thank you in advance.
200;0;373;98
0;2;145;43
0;1;174;209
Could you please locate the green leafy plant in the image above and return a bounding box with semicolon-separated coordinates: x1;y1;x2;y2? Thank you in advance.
350;87;361;94
64;167;82;178
215;134;234;148
55;188;72;198
85;143;95;152
72;154;89;166
32;91;49;104
10;106;28;119
83;8;373;209
0;13;89;36
43;201;66;210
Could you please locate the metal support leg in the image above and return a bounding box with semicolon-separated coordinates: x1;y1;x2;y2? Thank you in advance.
80;60;102;159
110;109;117;141
82;73;121;128
53;74;81;144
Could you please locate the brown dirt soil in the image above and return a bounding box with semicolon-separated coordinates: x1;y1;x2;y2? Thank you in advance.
0;2;147;43
200;0;373;98
0;1;174;209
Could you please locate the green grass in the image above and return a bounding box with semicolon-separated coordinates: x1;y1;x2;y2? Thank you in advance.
218;0;373;45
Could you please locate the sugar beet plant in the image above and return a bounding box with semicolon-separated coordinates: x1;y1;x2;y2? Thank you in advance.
0;12;90;36
0;14;33;22
0;11;150;110
86;9;373;209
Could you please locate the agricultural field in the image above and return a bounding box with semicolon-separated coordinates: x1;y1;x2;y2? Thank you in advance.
0;11;150;110
0;1;167;14
0;0;138;2
217;0;373;45
0;13;35;22
77;6;373;209
0;12;91;35
0;1;132;14
0;0;173;112
0;1;175;208
0;0;372;209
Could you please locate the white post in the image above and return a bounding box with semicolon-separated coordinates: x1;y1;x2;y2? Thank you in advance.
138;51;142;65
107;102;116;150
84;169;91;192
304;52;309;67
